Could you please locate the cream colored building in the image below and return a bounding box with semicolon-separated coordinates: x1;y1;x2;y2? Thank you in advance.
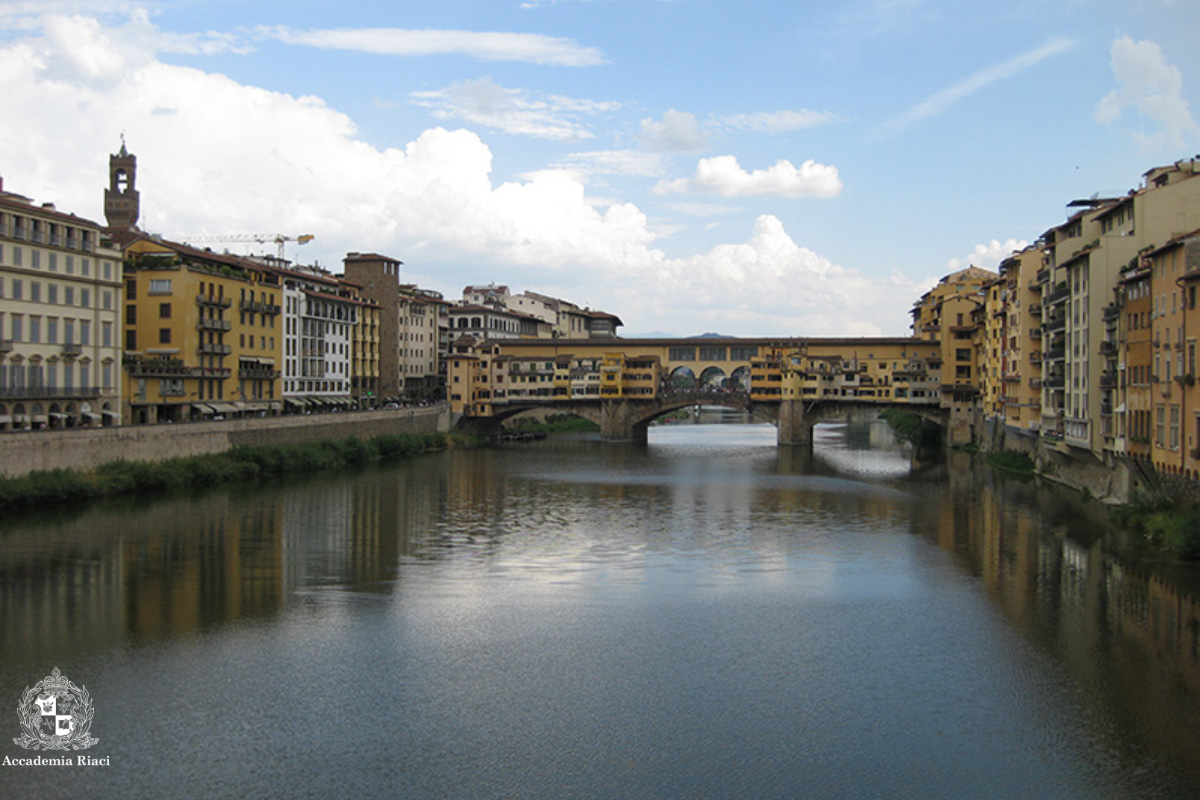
0;182;123;430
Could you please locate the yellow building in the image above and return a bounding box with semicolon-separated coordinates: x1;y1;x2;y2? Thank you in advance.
0;181;124;430
997;246;1045;435
121;236;283;423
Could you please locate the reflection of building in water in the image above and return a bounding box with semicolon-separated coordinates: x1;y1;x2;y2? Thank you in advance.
0;492;288;664
0;526;126;664
934;461;1200;771
123;495;285;639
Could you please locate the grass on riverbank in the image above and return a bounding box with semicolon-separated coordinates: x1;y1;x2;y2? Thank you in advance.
0;431;462;516
1111;493;1200;561
984;449;1036;475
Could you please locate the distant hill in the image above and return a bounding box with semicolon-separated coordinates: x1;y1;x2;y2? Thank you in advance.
622;331;731;339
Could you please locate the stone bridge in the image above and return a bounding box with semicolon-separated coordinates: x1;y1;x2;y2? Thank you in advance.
457;391;954;446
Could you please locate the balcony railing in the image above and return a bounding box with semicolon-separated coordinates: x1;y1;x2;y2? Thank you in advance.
1099;340;1116;355
197;318;232;332
238;367;281;380
1099;373;1116;389
240;300;282;315
0;386;101;400
196;294;233;308
197;343;231;356
61;343;83;357
0;339;13;352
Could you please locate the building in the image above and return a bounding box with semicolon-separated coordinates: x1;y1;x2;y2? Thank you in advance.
278;264;365;411
121;235;283;422
0;180;124;430
997;247;1044;436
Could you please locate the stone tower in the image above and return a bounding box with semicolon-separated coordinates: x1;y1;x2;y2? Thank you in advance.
104;136;140;230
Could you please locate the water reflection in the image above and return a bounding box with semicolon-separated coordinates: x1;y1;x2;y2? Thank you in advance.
0;416;1198;798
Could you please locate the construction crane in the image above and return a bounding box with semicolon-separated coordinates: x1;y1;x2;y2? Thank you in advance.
181;233;314;261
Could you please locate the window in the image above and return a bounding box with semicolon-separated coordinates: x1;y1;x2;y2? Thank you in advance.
11;315;22;341
47;318;57;344
159;328;171;344
148;279;172;295
30;282;40;302
159;303;172;319
81;289;90;307
80;320;90;346
48;284;57;304
28;316;40;343
64;287;74;306
125;281;136;300
48;253;57;272
30;250;40;268
126;306;137;325
126;330;137;351
11;279;21;300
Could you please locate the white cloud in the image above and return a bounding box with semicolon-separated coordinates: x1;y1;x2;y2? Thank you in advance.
638;109;709;153
877;38;1074;138
654;155;843;198
257;25;606;67
557;150;666;177
715;109;839;134
411;77;618;140
616;215;914;336
1095;36;1200;151
0;9;907;336
946;238;1028;272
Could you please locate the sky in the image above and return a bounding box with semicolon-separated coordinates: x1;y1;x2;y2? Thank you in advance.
1;1;1198;337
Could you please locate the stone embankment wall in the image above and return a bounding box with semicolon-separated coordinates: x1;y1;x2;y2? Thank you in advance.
983;419;1138;504
0;406;451;478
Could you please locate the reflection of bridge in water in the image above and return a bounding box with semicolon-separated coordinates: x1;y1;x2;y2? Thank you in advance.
448;336;970;446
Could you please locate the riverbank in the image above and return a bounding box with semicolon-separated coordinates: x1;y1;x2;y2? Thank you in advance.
0;404;450;478
0;430;467;516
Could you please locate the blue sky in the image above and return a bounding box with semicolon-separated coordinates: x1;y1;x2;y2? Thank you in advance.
1;0;1198;336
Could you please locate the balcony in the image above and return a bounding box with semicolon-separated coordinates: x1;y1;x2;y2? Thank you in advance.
238;367;281;380
240;300;282;315
1103;305;1121;321
1046;346;1065;361
61;343;82;357
0;339;13;353
1036;269;1050;284
197;343;232;356
1029;304;1043;317
197;318;232;332
1099;340;1116;356
1099;373;1116;389
1046;376;1065;389
1046;284;1069;304
1046;316;1066;333
196;294;233;308
1030;328;1043;339
0;386;100;400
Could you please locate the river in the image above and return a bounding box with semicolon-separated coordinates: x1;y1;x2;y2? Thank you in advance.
2;416;1199;799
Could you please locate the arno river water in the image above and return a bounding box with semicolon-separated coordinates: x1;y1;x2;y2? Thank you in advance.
3;414;1200;799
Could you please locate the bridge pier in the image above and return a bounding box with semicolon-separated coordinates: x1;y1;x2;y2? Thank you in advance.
599;399;649;443
776;399;814;446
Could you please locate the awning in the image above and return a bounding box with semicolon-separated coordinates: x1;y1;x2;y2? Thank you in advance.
1114;403;1126;414
83;412;102;422
192;404;215;416
103;409;122;420
49;412;68;419
0;415;11;424
268;401;282;412
209;403;239;414
245;403;269;412
29;414;47;423
284;397;303;409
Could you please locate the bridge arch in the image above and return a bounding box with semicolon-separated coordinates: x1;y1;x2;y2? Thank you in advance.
669;367;696;390
699;366;726;390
